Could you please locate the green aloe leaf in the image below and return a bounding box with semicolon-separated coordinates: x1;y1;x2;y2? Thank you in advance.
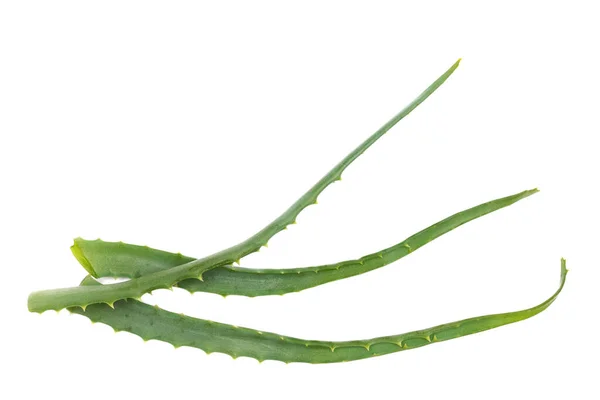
72;189;537;297
28;59;461;313
69;259;567;363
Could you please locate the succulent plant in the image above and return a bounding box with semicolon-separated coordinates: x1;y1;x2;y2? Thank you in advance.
28;59;567;363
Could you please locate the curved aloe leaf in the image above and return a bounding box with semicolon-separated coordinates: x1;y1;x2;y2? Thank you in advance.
69;259;567;363
72;189;538;297
28;59;461;313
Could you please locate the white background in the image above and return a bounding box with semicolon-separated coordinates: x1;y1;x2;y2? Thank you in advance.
1;1;598;399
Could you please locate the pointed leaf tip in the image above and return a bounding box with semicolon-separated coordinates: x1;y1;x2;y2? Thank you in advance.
561;258;568;274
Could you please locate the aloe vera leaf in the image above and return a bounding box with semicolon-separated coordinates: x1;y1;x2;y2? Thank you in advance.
72;189;538;297
28;59;461;313
69;259;567;363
